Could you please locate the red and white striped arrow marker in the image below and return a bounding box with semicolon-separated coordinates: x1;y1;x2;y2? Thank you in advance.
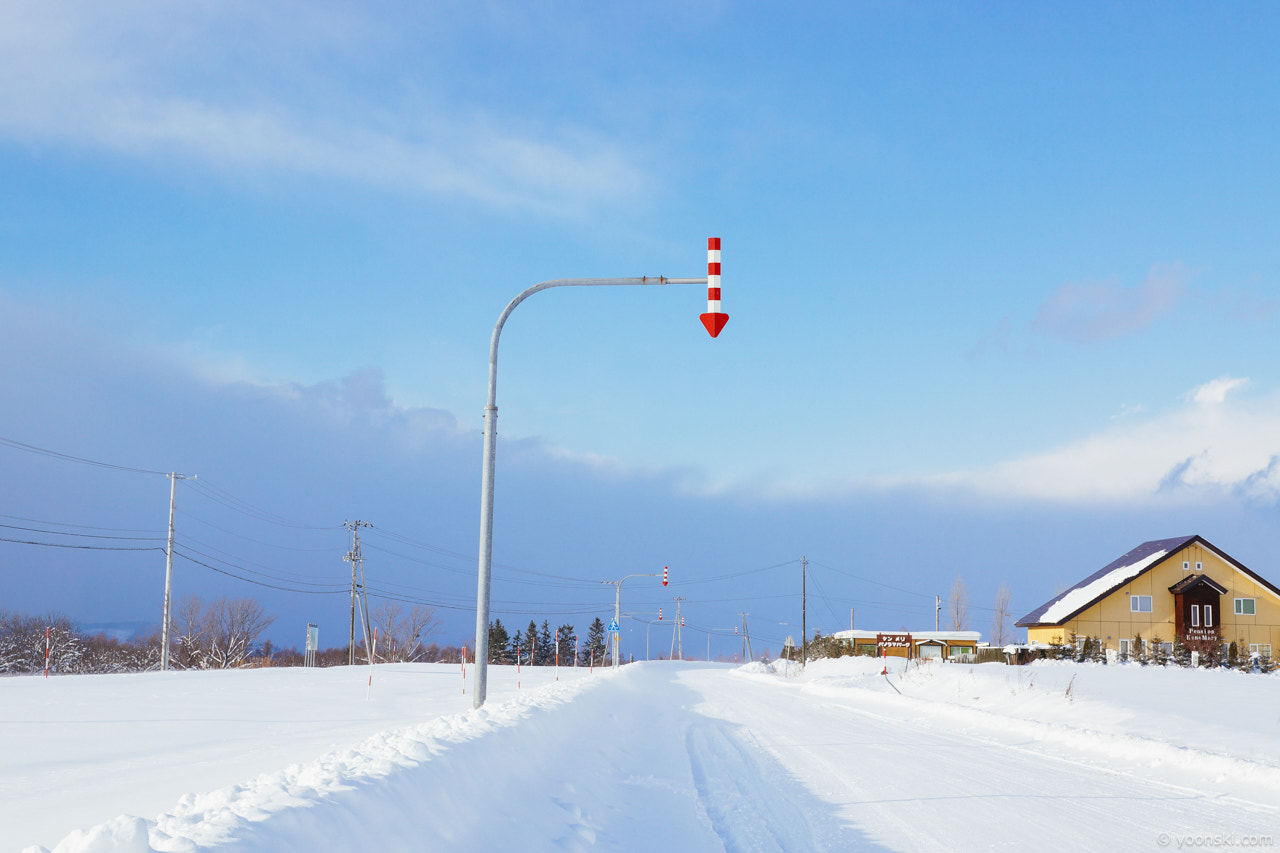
659;607;663;621
699;237;728;338
662;565;668;587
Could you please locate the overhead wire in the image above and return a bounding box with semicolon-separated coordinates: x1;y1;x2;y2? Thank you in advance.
0;435;169;476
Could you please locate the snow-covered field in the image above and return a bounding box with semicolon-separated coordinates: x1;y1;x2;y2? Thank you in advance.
5;657;1279;852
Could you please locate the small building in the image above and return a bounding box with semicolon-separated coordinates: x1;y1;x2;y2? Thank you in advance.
1016;535;1280;660
831;629;983;661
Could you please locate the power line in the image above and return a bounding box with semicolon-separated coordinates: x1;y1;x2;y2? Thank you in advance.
0;435;169;476
0;511;163;535
0;521;166;542
0;535;165;552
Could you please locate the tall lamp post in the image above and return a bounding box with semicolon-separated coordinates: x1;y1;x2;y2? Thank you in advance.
603;574;659;667
473;239;726;708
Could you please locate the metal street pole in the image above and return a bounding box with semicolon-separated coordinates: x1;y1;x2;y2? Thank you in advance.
623;614;662;661
161;472;195;671
473;241;727;708
604;574;658;668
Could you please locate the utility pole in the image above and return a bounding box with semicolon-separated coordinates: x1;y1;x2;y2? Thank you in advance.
670;597;685;660
602;573;658;668
160;472;196;672
936;594;941;632
801;555;807;668
345;521;373;666
738;612;752;662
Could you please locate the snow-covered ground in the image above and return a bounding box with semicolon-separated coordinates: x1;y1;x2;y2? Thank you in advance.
5;658;1279;852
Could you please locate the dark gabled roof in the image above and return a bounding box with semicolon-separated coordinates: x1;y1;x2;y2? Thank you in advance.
1168;573;1228;595
1017;534;1280;628
1016;536;1197;627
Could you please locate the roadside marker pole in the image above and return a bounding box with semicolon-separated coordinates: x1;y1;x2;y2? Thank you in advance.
462;647;467;695
44;627;50;678
366;627;378;698
517;645;521;690
555;629;560;682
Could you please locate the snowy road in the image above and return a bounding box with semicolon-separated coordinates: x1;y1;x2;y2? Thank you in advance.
10;659;1280;852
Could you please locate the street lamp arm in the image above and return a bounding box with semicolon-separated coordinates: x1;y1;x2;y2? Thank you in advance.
487;278;704;408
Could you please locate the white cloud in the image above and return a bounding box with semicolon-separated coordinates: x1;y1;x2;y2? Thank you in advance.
0;3;646;216
914;377;1280;504
1188;376;1248;406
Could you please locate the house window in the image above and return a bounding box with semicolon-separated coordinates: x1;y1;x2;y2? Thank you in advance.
1130;595;1153;613
1250;644;1273;659
949;645;974;656
1183;561;1190;571
1204;605;1213;627
1196;561;1203;572
1235;598;1256;616
1191;605;1200;627
1119;638;1131;658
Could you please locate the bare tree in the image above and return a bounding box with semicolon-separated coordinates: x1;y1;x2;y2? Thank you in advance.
371;602;437;662
948;575;970;631
174;595;275;669
990;584;1012;646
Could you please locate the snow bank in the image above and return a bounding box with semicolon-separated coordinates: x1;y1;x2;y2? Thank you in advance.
34;672;603;853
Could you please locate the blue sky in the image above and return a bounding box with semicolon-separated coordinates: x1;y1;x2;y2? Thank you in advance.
4;2;1280;656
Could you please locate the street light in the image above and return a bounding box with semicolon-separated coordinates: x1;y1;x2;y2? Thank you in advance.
604;574;659;668
623;613;666;661
472;240;727;708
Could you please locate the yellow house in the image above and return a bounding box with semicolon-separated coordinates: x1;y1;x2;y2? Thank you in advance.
1016;535;1280;660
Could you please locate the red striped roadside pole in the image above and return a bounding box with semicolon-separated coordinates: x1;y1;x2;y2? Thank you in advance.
44;626;50;678
699;238;729;338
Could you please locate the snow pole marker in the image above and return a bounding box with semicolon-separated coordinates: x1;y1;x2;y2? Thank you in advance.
699;238;728;337
44;626;50;678
462;647;467;695
555;629;560;682
517;644;521;690
367;627;378;698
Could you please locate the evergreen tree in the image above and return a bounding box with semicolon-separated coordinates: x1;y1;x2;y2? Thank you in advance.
487;619;510;664
581;617;606;666
522;620;539;665
556;624;576;665
536;620;554;666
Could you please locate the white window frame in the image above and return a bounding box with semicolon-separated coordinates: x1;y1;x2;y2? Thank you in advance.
1183;561;1190;571
1235;598;1256;616
1204;604;1213;627
1119;638;1131;657
1195;561;1203;572
1130;595;1153;613
1191;605;1200;627
1250;644;1272;659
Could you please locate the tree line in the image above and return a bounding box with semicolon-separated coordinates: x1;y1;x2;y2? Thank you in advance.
0;596;459;675
486;616;610;666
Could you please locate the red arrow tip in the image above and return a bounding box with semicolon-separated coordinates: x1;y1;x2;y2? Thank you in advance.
700;312;729;338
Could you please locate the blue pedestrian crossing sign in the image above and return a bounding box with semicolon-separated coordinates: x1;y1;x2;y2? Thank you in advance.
608;619;620;633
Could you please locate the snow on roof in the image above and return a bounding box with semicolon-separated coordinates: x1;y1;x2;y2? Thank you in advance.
831;629;982;642
1017;536;1197;627
1038;548;1168;623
